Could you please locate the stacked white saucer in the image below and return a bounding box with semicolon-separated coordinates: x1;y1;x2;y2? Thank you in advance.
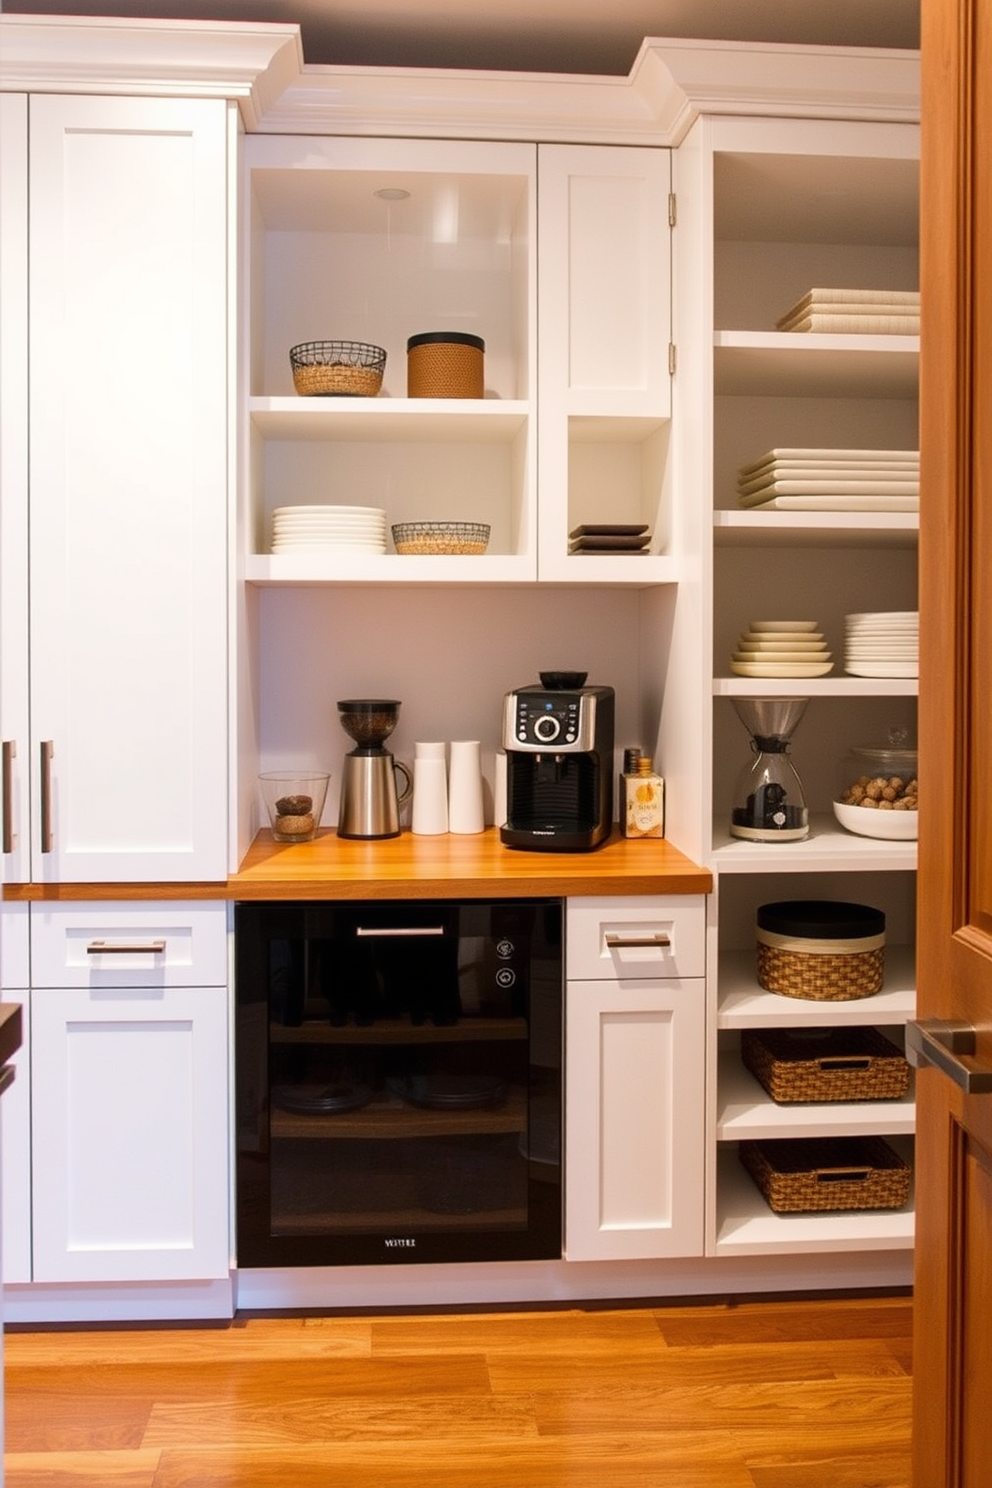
731;620;833;678
271;505;387;554
844;611;919;677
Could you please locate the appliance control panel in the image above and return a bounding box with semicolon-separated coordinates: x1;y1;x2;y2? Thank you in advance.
502;689;600;753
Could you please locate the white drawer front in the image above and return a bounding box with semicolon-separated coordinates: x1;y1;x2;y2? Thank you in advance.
567;896;706;981
30;902;229;987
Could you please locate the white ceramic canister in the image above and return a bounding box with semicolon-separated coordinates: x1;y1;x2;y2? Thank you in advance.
411;741;449;835
448;739;485;834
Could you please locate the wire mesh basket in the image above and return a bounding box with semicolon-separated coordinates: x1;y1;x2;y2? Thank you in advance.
290;341;386;396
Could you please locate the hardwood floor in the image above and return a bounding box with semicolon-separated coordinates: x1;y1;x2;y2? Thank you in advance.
3;1293;913;1487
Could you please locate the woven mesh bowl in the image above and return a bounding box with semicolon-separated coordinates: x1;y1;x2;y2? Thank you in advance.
290;341;386;397
391;521;490;555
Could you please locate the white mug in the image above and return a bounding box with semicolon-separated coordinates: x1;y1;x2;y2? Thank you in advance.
411;742;448;835
448;739;485;834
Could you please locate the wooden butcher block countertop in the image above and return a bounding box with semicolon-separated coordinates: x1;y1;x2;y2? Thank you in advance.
3;830;711;902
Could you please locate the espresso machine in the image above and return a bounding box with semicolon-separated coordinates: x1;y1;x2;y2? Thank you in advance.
500;672;615;851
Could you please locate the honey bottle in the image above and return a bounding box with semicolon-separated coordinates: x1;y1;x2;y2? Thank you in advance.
625;755;665;839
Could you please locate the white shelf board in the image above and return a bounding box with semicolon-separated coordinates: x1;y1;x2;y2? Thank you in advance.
713;676;918;698
542;553;682;586
249;397;529;443
713;510;918;548
713;331;919;398
712;1143;915;1257
711;814;918;872
717;945;917;1029
245;552;537;586
716;1053;916;1141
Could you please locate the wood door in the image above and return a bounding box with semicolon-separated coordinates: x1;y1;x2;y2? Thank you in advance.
911;1;992;1483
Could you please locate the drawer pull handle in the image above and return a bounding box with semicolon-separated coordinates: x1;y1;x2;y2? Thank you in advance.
605;932;672;949
355;926;445;938
40;740;54;853
86;939;167;955
2;740;14;854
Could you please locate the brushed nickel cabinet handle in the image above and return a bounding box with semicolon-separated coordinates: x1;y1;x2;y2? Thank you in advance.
86;940;167;955
40;739;54;853
605;932;672;949
2;740;14;854
906;1019;992;1095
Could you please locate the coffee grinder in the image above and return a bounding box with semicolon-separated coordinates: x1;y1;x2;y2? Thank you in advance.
500;672;615;851
730;697;810;842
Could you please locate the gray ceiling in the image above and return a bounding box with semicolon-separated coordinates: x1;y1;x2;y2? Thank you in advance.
6;2;921;76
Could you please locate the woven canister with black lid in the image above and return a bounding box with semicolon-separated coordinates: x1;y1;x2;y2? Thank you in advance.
755;900;885;1001
407;332;485;398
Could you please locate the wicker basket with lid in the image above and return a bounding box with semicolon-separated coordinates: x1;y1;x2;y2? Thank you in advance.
756;899;885;1001
407;332;484;398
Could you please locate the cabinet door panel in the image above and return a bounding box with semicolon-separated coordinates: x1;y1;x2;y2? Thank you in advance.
565;976;705;1261
0;95;29;885
27;95;230;883
31;983;229;1283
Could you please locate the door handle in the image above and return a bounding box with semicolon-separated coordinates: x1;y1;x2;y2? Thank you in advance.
906;1019;992;1094
2;740;14;853
86;940;167;955
40;739;54;852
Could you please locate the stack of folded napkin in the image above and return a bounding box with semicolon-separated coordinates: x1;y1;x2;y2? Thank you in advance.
776;287;920;335
736;448;919;512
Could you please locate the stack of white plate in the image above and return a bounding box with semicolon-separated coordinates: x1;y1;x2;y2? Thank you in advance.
844;612;919;677
736;447;919;512
731;620;833;678
270;505;387;554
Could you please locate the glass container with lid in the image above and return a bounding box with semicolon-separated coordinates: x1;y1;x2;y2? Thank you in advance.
834;726;918;839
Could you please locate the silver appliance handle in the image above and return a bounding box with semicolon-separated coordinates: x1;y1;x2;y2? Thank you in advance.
2;740;14;854
355;926;446;938
605;932;671;949
906;1018;992;1094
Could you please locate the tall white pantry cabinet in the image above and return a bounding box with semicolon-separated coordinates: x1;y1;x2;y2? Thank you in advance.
0;19;921;1318
0;88;233;1307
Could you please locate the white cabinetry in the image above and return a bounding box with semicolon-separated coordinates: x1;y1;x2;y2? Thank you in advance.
674;110;919;1259
0;92;231;885
536;145;674;582
564;897;705;1260
0;902;30;1284
29;903;230;1284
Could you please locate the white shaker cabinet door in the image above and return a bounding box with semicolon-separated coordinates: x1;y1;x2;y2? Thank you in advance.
26;95;230;883
0;903;31;1284
565;976;705;1261
30;982;229;1284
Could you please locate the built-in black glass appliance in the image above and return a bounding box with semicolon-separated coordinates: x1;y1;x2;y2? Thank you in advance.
235;898;562;1266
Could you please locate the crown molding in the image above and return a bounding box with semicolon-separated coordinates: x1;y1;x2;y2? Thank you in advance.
0;20;918;142
0;16;303;130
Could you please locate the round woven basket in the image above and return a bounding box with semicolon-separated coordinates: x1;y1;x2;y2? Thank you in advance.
407;332;484;398
755;900;885;1001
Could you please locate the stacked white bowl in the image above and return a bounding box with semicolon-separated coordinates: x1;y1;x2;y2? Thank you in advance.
731;620;833;678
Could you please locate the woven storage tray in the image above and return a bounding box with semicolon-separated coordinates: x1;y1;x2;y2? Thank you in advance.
740;1136;911;1213
290;341;385;397
741;1027;910;1103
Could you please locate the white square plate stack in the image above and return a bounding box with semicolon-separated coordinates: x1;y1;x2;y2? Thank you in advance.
736;448;919;512
731;620;833;678
270;505;387;554
775;287;920;335
844;612;919;677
